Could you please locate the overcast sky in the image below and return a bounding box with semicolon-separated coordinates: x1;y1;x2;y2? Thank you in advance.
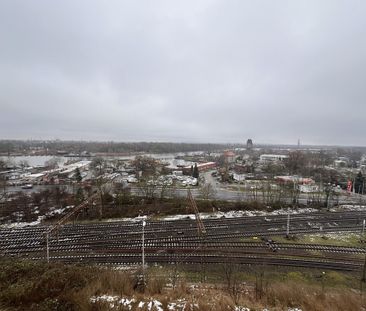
0;1;365;146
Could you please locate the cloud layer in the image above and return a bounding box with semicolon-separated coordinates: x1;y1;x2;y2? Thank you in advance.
1;0;365;145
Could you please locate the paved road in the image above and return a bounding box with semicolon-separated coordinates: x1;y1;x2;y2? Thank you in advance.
6;181;365;206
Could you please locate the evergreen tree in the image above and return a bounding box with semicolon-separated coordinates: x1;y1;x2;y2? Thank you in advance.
193;163;199;179
74;167;82;183
75;187;84;205
354;171;365;194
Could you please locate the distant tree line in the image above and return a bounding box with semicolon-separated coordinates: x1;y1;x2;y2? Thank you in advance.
0;140;239;155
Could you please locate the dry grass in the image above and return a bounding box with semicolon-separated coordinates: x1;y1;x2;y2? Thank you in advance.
265;281;364;311
1;259;366;310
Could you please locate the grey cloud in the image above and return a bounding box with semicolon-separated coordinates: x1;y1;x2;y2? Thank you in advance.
0;0;366;145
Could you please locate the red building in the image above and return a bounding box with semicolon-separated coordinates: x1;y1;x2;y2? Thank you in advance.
183;162;216;174
223;150;236;164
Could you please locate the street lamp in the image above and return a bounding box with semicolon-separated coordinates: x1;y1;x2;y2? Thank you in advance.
45;231;49;263
142;220;146;281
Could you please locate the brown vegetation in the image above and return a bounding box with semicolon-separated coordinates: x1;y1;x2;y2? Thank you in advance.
1;259;365;311
69;196;299;221
2;185;304;225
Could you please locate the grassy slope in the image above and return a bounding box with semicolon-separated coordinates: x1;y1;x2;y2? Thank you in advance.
0;259;365;311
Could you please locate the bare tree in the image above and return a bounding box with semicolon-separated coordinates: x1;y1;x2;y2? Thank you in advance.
276;182;287;204
254;268;266;301
94;176;111;219
90;157;106;177
220;262;242;304
114;183;131;207
199;183;217;200
249;183;259;201
284;151;308;175
261;180;277;205
158;180;170;201
290;179;301;205
167;262;180;290
52;186;67;209
89;157;110;219
44;157;60;169
132;156;158;177
18;160;30;170
0;176;6;202
262;162;285;178
0;160;7;202
137;177;159;202
0;159;6;170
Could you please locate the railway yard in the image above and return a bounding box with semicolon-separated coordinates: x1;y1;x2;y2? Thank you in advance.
1;210;366;273
2;6;366;307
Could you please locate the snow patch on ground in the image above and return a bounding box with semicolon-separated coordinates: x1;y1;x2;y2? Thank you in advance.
306;232;359;243
330;204;366;212
104;215;148;223
161;207;319;221
0;205;74;228
90;296;166;310
90;295;135;310
46;205;74;217
90;295;301;311
0;215;45;228
96;207;321;224
167;299;192;310
235;308;301;311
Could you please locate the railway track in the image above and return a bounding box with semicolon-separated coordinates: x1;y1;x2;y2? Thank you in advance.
2;239;365;255
1;210;366;271
26;253;362;272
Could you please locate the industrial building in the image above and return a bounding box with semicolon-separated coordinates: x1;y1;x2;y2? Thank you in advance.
259;154;288;163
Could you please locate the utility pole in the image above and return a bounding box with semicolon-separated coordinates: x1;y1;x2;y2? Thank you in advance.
142;219;146;284
187;189;206;282
360;187;363;209
361;180;365;209
362;219;365;237
46;232;49;263
286;212;290;238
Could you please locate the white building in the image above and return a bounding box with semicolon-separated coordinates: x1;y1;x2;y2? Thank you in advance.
260;154;288;163
299;184;319;193
233;173;246;182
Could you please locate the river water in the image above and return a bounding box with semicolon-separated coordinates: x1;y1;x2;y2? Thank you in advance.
1;156;70;167
1;153;196;168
